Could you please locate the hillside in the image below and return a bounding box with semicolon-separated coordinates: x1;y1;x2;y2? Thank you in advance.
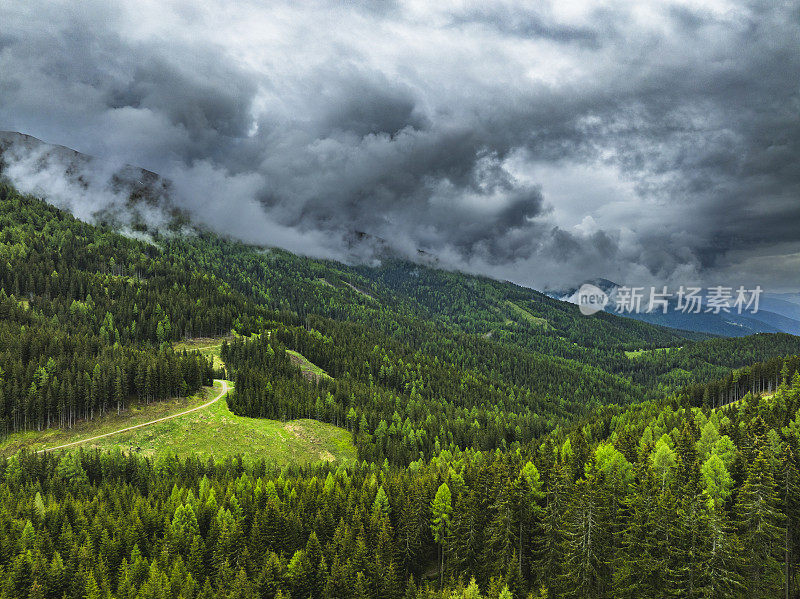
0;379;356;465
1;0;797;594
2;355;798;598
2;181;800;453
0;131;185;231
0;297;355;464
169;234;800;400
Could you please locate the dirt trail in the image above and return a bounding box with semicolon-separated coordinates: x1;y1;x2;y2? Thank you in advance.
38;380;229;453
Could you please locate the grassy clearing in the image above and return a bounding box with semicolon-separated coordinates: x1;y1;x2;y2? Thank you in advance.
64;389;356;464
0;334;355;464
0;381;356;465
173;336;234;369
0;384;219;456
286;349;331;381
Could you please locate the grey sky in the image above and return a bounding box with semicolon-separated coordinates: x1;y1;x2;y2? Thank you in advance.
1;0;798;291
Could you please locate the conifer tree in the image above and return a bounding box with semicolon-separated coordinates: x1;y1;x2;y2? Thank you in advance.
431;483;452;588
537;461;567;593
699;508;742;599
27;580;45;599
559;470;606;599
613;465;668;599
735;450;785;598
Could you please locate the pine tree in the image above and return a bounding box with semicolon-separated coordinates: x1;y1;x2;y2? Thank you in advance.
486;482;516;578
228;568;256;599
517;462;544;578
397;483;426;572
699;508;742;599
537;461;567;593
46;552;66;599
735;450;785;598
431;483;452;588
667;487;708;599
353;571;371;599
776;444;799;599
613;466;669;599
27;580;45;599
84;572;103;599
559;470;606;599
462;577;483;599
374;485;390;518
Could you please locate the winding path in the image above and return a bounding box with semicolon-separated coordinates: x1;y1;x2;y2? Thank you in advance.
38;379;229;453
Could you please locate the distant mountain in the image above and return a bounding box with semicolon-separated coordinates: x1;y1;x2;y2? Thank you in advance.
761;294;800;320
749;309;800;336
548;279;800;337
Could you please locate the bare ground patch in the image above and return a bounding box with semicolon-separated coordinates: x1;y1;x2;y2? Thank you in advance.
284;421;335;461
287;352;325;383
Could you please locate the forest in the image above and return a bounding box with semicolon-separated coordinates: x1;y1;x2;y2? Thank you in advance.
1;368;799;598
1;181;800;597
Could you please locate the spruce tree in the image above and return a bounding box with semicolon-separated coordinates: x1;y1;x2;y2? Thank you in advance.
559;470;606;599
537;461;567;593
699;508;742;599
431;483;452;588
735;450;785;598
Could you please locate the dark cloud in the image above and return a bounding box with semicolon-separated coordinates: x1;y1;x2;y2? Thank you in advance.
0;0;798;290
317;73;425;138
106;59;257;139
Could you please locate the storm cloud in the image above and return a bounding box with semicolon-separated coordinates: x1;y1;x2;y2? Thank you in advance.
1;0;799;290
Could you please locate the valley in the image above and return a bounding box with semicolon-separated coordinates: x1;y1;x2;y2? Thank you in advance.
0;376;356;465
0;180;798;598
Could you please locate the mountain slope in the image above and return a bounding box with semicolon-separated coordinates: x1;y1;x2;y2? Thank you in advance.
3;165;800;595
0;130;714;349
